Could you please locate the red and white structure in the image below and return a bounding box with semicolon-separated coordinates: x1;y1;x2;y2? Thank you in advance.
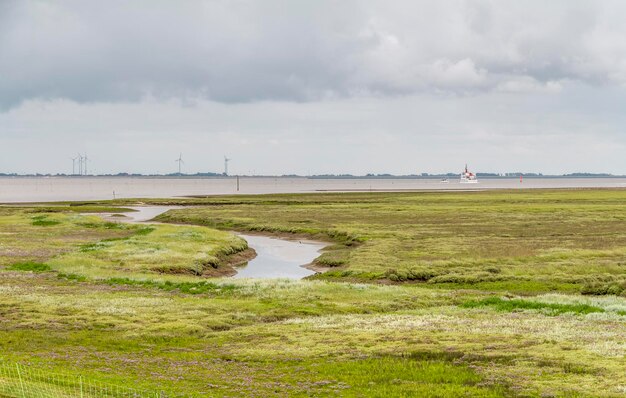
460;164;478;183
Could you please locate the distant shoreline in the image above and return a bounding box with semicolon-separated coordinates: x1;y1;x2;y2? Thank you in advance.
0;174;623;179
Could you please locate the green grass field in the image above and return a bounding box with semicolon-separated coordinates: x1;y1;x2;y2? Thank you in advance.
1;190;626;397
153;190;626;294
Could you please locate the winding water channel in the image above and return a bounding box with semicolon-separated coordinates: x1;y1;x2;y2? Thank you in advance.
110;206;326;279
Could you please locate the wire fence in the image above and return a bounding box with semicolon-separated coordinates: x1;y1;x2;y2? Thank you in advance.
0;362;165;398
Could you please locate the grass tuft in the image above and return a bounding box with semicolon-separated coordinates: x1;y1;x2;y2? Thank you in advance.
6;262;51;272
461;296;604;315
103;277;239;295
31;215;61;226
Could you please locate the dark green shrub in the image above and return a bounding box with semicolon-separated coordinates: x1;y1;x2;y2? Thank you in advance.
134;226;155;236
316;258;346;267
31;215;61;226
406;269;438;281
485;266;502;274
581;282;625;296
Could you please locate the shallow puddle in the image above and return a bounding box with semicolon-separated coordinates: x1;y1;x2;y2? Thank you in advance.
234;234;326;279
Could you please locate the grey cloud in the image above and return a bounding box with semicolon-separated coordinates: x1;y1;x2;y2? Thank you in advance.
2;84;626;175
1;0;626;108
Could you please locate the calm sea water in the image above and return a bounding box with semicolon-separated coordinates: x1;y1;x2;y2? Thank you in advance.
1;176;625;203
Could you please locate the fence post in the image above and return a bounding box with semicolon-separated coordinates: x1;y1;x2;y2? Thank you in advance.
15;364;26;398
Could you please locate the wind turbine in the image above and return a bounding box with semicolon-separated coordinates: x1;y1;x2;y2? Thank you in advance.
175;153;184;175
224;155;231;176
77;153;83;176
70;156;79;175
82;154;89;175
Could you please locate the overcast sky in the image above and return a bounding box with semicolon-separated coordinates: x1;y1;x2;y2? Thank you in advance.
2;0;626;175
